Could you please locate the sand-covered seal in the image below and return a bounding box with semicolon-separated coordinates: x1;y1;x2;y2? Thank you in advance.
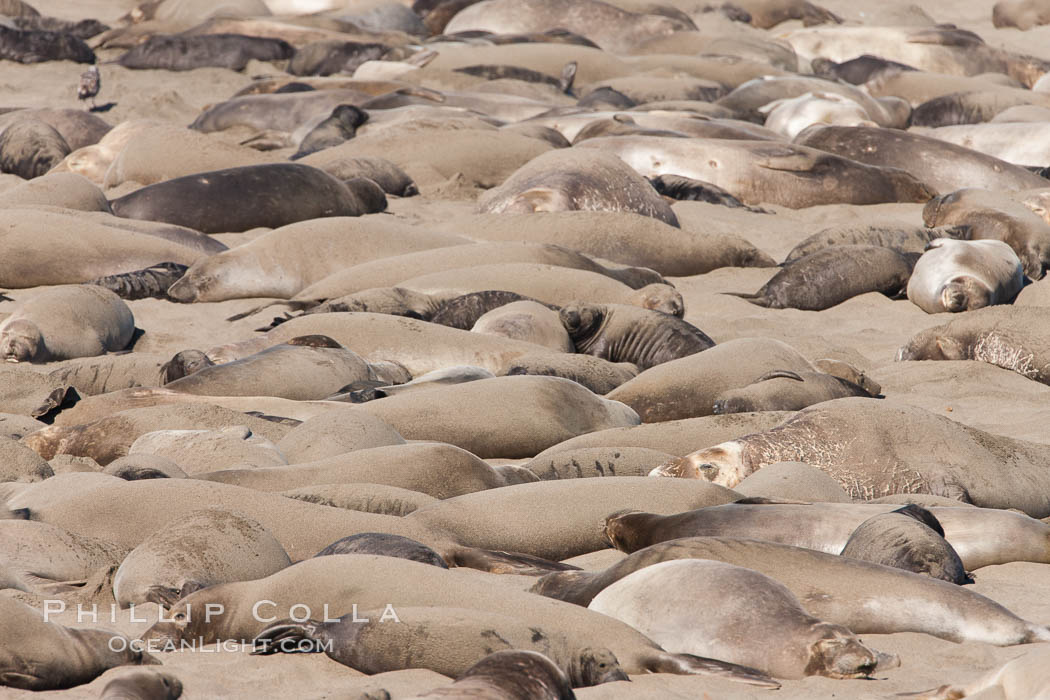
315;533;448;568
405;650;576;700
907;238;1024;313
500;352;639;394
712;369;876;414
589;559;896;680
472;300;573;351
840;504;972;584
0;285;135;363
477;149;679;227
897;306;1050;385
0;597;158;690
0;119;70;179
100;670;182;700
783;223;969;263
560;303;714;370
994;0;1050;29
110;163;387;234
728;245;916;310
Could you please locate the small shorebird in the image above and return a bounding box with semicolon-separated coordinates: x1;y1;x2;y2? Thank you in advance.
78;65;100;108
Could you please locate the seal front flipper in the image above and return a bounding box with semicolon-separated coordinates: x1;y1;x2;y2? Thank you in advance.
448;546;583;576
721;291;772;307
644;652;781;688
252;620;323;655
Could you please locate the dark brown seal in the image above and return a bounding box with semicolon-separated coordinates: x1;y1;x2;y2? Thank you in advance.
314;533;449;568
116;34;293;71
408;650;577;699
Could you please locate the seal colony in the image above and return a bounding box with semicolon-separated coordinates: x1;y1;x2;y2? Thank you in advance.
2;0;1050;697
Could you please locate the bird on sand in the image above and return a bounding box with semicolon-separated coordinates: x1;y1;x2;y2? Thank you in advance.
78;65;100;109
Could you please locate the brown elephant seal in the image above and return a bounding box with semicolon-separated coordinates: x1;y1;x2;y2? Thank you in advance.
500;352;639;394
576;135;933;208
783;223;969;263
346;366;494;402
647;173;762;211
116;33;293;71
472;300;572;351
110;164;386;234
430;290;553;329
158;349;215;384
141;554;776;686
650;398;1050;517
0;118;70;179
523;446;677;480
994;0;1050;29
0;286;135;363
921;188;1050;279
164;340;376;401
811;54;916;84
840;504;972;584
907;238;1024;313
292;104;369;160
560;303;712;370
712;369;876;414
89;262;189;301
406;650;576;700
589;559;895;680
301;154;417;196
727;244;916;310
731;0;841;28
113;508;292;608
476;149;679;227
897;306;1050;384
282;483;437;516
100;670;182;700
315;532;449;568
531;537;1050;645
0;597;158;690
0;435;53;482
795;124;1047;193
253;606;633;688
607;337;816;422
0;519;127;585
128;426;288;473
104;454;187;480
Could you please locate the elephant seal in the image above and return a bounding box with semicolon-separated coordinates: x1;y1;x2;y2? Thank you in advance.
300;154;417;196
252;606;633;687
405;650;576;700
0;119;70;179
531;537;1050;645
607;337;816;422
141;554;777;686
523;446;677;480
430;290;554;330
500;352;639;395
163;340;375;401
113;508;292;608
315;533;448;568
840;505;972;584
104;454;187;480
795;124;1048;193
158;350;214;384
650;397;1050;517
100;670;182;700
0;285;135;363
589;559;896;680
476;149;679;227
292;104;369;159
921;188;1050;279
116;33;293;71
89;262;188;301
576;136;933;208
110;164;386;234
559;303;713;370
0;597;158;690
0;24;95;65
761;91;877;139
909;645;1050;699
897;306;1050;385
712;369;876;414
646;174;758;211
0;519;127;584
783;223;969;263
907;238;1024;313
811;54;916;84
727;245;915;310
472;300;573;352
994;0;1050;29
283;483;437;516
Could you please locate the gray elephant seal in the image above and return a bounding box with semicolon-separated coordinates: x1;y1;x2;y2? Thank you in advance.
907;238;1024;313
0;597;158;690
0;24;96;65
406;650;576;700
560;303;713;370
532;536;1050;645
252;606;632;688
100;670;182;700
0;285;135;363
292;105;369;160
314;532;449;568
116;33;293;71
110;163;386;234
589;559;896;680
728;245;915;310
897;306;1050;385
840;504;973;584
0;118;70;179
783;224;969;263
712;369;876;414
477;149;679;227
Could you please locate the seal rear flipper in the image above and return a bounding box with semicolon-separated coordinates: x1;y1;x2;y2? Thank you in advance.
720;291;771;307
226;300;316;323
30;386;80;424
448;546;583;576
733;496;814;505
644;652;780;688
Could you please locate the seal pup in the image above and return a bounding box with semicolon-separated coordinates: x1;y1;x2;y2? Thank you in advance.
589;559;897;680
897;306;1050;385
0;285;135;363
907;238;1024;313
727;245;916;310
405;650;577;700
0;597;158;690
559;303;714;370
252;606;633;687
840;504;973;584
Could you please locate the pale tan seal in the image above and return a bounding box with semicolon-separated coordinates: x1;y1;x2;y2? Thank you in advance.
907;238;1024;313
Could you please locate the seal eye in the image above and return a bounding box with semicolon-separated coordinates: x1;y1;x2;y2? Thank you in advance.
698;463;719;478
